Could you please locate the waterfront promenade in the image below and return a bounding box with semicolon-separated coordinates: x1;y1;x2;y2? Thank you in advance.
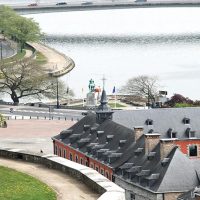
30;42;75;77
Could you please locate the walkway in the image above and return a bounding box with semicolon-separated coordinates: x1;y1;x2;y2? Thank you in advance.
0;120;75;154
0;158;99;200
30;42;75;77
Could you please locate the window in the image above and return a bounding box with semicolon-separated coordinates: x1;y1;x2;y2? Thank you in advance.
130;193;136;200
189;145;198;157
86;161;89;167
70;153;73;161
90;164;94;168
101;169;104;175
63;149;66;158
146;119;153;126
96;167;99;172
106;172;109;179
190;131;196;138
80;158;83;164
59;148;62;156
183;118;190;124
75;155;78;163
55;146;58;155
171;132;177;138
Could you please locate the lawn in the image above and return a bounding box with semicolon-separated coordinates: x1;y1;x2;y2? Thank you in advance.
0;166;56;200
108;102;126;108
35;51;47;65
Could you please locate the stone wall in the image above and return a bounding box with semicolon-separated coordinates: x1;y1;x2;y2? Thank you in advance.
0;147;125;200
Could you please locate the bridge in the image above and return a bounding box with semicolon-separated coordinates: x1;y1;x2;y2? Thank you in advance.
10;1;200;15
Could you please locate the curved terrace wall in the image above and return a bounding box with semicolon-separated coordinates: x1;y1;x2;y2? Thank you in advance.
0;148;125;200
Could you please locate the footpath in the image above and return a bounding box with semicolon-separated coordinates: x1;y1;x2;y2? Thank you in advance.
30;42;75;77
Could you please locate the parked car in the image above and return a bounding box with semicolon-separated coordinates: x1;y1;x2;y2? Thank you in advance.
56;2;67;5
81;2;93;5
28;3;38;6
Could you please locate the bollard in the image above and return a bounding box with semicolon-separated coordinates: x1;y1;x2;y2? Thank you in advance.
22;116;24;120
30;116;31;119
45;116;46;120
37;116;39;119
65;117;66;121
52;116;53;120
15;116;16;120
58;117;60;120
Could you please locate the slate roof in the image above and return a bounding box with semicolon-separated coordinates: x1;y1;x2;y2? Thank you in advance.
113;107;200;139
52;92;200;194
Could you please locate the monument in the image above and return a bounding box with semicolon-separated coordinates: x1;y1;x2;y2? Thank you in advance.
86;79;96;108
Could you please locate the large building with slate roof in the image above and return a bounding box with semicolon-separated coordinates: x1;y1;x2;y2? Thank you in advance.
52;90;200;200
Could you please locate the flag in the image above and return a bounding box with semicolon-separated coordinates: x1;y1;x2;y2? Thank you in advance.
112;86;116;94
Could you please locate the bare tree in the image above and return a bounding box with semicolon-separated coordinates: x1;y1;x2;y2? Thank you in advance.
120;75;159;102
0;59;71;105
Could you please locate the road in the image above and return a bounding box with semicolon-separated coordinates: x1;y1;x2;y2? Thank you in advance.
0;105;84;121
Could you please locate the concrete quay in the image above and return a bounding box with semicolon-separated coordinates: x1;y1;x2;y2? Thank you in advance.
30;42;75;77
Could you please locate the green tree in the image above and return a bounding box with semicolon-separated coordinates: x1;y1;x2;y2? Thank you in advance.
0;5;41;52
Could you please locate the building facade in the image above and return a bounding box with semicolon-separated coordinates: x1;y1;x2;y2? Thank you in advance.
52;90;200;200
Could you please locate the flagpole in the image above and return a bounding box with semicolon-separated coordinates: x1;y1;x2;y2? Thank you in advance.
115;93;117;109
82;88;84;107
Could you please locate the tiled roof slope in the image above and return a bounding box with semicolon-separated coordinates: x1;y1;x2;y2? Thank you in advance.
53;112;199;193
113;107;200;139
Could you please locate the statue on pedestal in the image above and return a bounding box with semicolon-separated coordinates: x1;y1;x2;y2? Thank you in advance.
86;79;96;108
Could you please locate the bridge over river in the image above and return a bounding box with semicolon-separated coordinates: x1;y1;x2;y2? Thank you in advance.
10;1;200;15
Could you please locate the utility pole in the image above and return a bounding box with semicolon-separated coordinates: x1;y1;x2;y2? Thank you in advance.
56;78;59;109
0;40;3;60
148;85;150;109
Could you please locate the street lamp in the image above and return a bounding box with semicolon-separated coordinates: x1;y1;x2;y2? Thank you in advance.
0;40;3;60
56;77;59;109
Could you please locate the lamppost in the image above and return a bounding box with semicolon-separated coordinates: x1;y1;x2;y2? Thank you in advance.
56;77;59;109
0;40;3;60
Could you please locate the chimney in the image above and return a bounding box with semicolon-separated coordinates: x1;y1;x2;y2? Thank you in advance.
160;139;176;160
134;127;144;141
145;133;160;154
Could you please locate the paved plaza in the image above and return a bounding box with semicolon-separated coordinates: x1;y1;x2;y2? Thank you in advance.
0;119;75;154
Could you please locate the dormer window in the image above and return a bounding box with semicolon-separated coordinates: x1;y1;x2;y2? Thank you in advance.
183;118;190;124
146;119;153;126
167;128;177;138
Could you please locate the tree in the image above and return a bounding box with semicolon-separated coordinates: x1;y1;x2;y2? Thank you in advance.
0;59;71;105
0;6;41;52
166;94;193;107
120;75;159;103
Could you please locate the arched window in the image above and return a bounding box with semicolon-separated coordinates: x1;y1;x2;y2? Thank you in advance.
189;145;198;157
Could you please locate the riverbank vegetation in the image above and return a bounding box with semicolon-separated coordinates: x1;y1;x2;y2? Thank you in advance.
0;6;41;52
0;166;56;200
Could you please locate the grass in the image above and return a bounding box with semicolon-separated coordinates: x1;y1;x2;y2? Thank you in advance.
35;51;47;65
108;102;126;108
0;166;56;200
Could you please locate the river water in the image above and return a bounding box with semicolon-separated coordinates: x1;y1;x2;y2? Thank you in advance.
2;2;200;100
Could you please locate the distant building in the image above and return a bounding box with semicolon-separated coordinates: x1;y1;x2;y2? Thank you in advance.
52;90;200;200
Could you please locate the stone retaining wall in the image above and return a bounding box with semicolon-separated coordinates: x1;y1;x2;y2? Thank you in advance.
0;148;125;200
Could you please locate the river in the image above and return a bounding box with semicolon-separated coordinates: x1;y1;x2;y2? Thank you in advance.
2;2;200;100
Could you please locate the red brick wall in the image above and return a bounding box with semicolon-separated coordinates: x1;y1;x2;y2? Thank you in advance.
175;140;200;158
54;141;113;180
